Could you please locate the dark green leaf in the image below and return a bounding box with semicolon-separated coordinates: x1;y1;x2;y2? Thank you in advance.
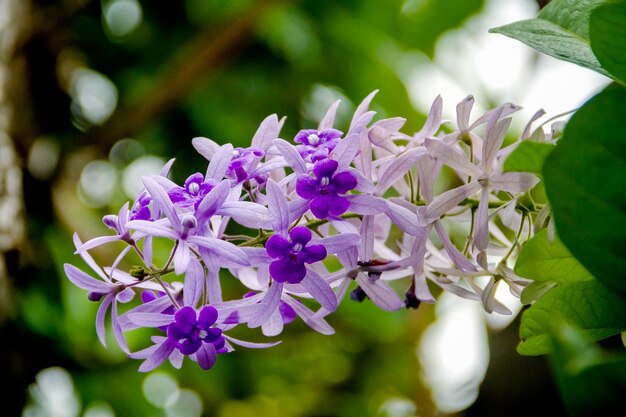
590;1;626;84
543;85;626;293
538;0;606;39
515;229;593;283
518;280;626;355
503;141;555;174
549;318;626;417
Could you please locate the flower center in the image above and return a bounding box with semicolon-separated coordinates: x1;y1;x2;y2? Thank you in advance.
308;133;320;146
181;214;197;231
320;176;330;187
292;243;303;253
188;182;200;195
233;149;240;158
198;329;208;339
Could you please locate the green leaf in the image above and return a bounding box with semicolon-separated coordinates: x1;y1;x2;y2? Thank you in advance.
549;318;626;417
538;0;605;39
489;0;610;76
543;85;626;294
503;141;555;174
518;280;626;355
515;229;593;283
590;1;626;84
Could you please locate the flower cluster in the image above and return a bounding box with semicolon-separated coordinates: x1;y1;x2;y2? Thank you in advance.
65;90;551;372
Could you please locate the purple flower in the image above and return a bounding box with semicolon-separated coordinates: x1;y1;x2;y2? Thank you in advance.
296;159;357;219
226;147;265;183
167;306;226;367
266;226;327;284
168;173;217;209
294;128;343;162
130;191;152;221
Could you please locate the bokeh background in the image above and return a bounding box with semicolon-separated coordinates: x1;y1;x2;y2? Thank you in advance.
0;0;610;416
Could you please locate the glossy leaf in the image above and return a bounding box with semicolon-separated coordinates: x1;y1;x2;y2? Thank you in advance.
515;229;593;283
518;280;626;355
543;85;626;293
590;1;626;84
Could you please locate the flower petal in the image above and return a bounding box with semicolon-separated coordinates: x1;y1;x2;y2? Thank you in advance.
301;270;337;312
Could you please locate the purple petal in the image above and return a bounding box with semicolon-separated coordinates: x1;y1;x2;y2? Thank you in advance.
384;201;426;237
75;235;123;253
195;343;218;370
251;114;282;150
344;194;386;215
375;147;427;195
138;339;176;372
350;90;378;128
195;179;231;225
248;281;283;328
206;143;234;181
318;99;341;130
355;274;403;311
192;137;220;161
190;236;250;266
273;139;308;174
424;138;482;178
313;158;338;179
126;219;178;240
331;171;357;193
359;215;375;261
301;271;337;312
282;295;335;335
266;179;289;235
456;95;474;131
270;258;306;284
473;187;491;253
64;264;112;293
262;310;284;337
289;226;312;246
266;234;291;258
173;240;191;275
197;305;218;327
295;175;318;200
303;244;327;263
96;293;115;347
218;201;272;229
414;95;442;141
72;234;108;280
127;312;176;328
143;176;181;231
330;133;359;172
311;233;359;254
490;172;540;193
111;301;129;353
174;306;197;329
482;112;511;173
433;220;477;272
184;258;204;308
421;182;481;224
204;264;222;304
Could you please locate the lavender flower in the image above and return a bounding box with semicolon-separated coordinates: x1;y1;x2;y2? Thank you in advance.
167;305;226;369
294;128;343;162
266;226;327;284
168;173;217;209
296;159;357;219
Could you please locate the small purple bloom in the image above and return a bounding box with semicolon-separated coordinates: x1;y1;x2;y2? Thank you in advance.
130;191;152;221
226;147;265;183
167;305;226;370
168;173;217;209
294;128;343;162
296;159;357;219
266;226;327;284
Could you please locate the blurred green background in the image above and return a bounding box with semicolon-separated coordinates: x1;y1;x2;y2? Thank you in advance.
0;0;589;416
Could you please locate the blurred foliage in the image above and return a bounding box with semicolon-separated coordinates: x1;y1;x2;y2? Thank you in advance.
1;0;572;416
